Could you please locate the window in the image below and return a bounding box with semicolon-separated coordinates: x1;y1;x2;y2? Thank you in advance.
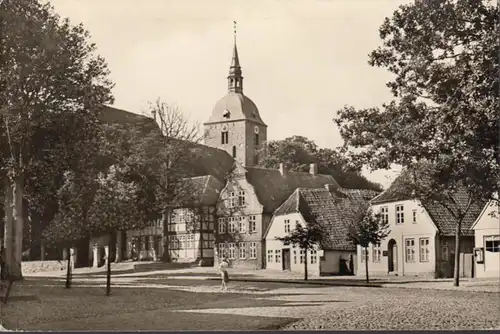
380;206;389;225
238;216;246;233
218;243;226;259
238;190;245;206
202;233;215;248
405;238;416;262
419;238;430;262
228;217;236;233
293;250;297;264
372;243;381;263
228;243;236;259
218;218;226;233
360;247;369;262
284;219;290;233
221;131;229;144
310;249;317;264
253;154;258;165
267;250;273;263
485;235;500;252
299;249;305;264
441;245;449;261
239;242;247;259
232;145;236;158
396;205;404;224
249;215;257;233
227;192;236;208
249;242;257;259
275;250;281;263
254;133;259;146
412;210;417;223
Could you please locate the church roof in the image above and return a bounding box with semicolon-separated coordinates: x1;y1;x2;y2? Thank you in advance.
245;167;339;214
99;106;235;183
205;92;266;126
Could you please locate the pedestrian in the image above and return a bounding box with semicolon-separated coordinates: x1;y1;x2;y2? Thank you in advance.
219;259;229;290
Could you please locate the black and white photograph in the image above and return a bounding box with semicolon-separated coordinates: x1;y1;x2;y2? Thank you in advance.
0;0;499;331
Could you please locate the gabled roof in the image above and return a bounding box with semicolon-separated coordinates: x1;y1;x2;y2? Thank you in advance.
370;173;410;205
269;187;378;251
245;167;340;214
371;173;485;237
470;200;499;230
422;189;486;237
173;175;224;207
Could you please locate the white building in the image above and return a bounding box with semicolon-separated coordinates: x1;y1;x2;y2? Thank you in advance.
471;200;499;278
362;176;484;278
264;186;379;277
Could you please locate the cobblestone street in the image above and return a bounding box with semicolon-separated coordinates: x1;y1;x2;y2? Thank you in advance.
2;277;498;330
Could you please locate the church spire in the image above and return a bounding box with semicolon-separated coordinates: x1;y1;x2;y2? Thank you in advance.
228;21;243;93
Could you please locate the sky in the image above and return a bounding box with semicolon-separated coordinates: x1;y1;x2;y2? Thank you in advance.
47;0;411;189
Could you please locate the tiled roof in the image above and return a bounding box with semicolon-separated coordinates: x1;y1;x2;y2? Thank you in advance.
173;175;224;207
99;106;235;183
371;173;485;237
422;189;486;237
246;167;340;213
370;173;412;204
271;187;375;251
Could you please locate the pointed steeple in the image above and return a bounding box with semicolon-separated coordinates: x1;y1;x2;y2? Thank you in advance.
228;21;243;93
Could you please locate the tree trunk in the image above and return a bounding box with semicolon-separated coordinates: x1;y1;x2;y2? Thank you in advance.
10;177;23;281
364;246;369;284
65;247;72;289
3;185;13;277
453;219;462;287
303;248;308;281
106;241;112;296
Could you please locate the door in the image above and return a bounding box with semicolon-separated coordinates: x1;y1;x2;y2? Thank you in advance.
282;249;291;271
387;239;397;273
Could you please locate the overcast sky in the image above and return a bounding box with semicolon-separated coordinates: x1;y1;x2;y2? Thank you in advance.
48;0;411;188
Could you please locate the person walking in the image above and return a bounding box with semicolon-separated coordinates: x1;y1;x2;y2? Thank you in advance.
219;259;229;290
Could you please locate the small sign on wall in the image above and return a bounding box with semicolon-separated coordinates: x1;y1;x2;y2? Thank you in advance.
382;250;388;257
474;247;484;264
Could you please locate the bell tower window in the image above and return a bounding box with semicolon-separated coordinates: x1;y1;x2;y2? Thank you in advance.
254;133;259;146
221;131;229;144
232;146;237;158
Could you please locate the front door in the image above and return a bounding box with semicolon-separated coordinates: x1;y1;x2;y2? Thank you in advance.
282;249;291;271
387;239;397;273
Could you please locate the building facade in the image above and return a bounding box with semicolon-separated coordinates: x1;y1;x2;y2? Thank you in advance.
471;200;500;278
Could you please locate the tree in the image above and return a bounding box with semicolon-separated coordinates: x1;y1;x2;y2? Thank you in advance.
334;0;499;287
346;206;390;283
276;222;323;281
258;136;383;191
0;0;113;280
87;165;146;296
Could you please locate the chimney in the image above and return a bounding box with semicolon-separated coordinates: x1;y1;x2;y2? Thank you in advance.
279;163;287;176
309;163;318;175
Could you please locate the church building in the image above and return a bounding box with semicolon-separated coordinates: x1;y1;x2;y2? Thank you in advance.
203;34;267;167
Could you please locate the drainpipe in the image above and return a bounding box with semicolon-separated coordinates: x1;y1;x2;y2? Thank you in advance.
401;234;405;276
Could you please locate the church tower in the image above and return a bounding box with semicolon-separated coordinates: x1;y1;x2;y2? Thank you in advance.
203;23;267;167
